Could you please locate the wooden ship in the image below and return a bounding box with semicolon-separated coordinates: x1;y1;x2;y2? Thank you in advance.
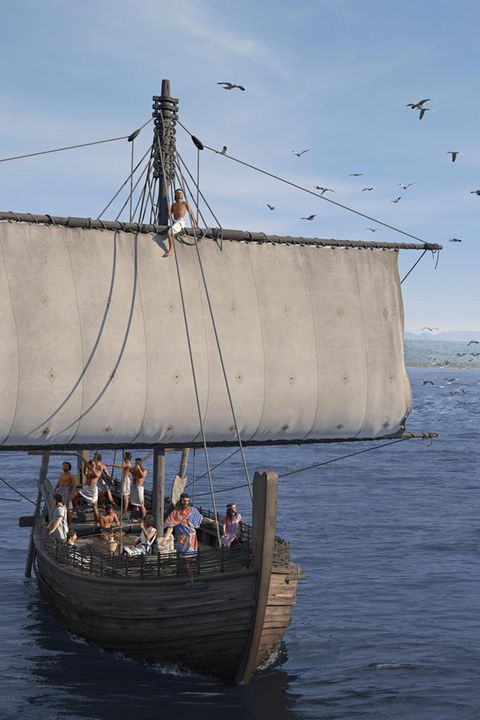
0;80;441;683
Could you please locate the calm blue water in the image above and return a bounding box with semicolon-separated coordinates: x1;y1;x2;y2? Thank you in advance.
1;367;479;720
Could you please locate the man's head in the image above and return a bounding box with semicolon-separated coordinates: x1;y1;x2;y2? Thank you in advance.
62;461;72;472
179;493;190;509
67;530;77;543
135;457;142;466
105;503;113;514
124;451;132;461
94;452;102;462
174;188;184;201
54;493;63;504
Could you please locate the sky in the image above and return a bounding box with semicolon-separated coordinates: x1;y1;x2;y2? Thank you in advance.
0;0;478;332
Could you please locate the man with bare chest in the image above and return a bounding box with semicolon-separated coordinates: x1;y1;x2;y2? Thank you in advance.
79;459;102;525
54;461;78;521
164;188;198;257
130;458;148;518
99;503;120;541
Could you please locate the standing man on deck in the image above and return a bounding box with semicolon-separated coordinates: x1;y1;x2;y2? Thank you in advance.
93;452;115;508
130;457;148;518
79;459;102;526
47;493;69;541
53;461;78;523
161;492;203;557
163;188;198;257
107;451;132;518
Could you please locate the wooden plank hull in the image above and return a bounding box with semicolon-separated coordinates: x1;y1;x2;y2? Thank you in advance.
35;539;259;680
33;471;302;682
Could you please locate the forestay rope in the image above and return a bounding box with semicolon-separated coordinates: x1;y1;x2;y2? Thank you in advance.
156;134;222;546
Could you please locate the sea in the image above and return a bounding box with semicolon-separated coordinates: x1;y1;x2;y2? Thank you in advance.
0;366;479;720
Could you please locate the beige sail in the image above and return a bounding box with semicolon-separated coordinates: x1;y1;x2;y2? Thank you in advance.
0;222;411;447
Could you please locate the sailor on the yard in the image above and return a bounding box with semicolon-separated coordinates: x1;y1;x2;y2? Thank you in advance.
162;493;203;556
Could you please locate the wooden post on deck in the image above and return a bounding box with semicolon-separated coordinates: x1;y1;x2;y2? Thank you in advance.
25;450;50;577
152;447;165;550
235;470;278;684
77;449;89;484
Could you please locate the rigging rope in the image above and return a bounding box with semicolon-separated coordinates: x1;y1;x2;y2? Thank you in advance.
156;135;222;546
185;447;241;488
400;249;428;284
175;158;253;499
0;475;36;505
176;119;430;246
278;437;411;478
49;233;139;442
28;232;119;434
0;119;153;165
97;145;152;219
193;436;422;497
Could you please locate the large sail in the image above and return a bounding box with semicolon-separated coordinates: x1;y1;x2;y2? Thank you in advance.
0;221;412;448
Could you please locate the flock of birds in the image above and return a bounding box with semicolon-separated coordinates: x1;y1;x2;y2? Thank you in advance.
216;84;478;239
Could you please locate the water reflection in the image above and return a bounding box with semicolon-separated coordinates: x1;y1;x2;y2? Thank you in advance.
5;590;300;720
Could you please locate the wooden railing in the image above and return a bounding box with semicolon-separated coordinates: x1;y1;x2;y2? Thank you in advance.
40;524;251;579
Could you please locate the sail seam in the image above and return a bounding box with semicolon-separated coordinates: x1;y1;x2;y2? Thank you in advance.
0;234;20;445
353;251;371;438
298;246;320;441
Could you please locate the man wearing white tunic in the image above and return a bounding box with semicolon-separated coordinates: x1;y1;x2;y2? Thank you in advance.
48;494;68;541
107;451;132;516
130;458;148;518
79;459;102;526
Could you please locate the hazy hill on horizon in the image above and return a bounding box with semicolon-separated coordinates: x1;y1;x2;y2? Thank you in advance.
405;330;480;342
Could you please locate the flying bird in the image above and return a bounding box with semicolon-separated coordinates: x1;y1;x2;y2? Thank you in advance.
366;228;378;232
217;82;245;91
419;107;431;120
470;189;480;196
467;340;480;345
422;379;434;385
349;172;364;176
314;186;334;195
391;197;402;203
421;327;438;332
447;151;463;163
456;353;467;357
399;183;414;190
301;215;316;220
448;237;462;243
406;98;431;110
266;203;275;210
470;352;480;357
292;149;309;157
362;187;374;191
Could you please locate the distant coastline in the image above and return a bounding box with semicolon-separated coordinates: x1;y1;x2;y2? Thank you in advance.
404;336;480;369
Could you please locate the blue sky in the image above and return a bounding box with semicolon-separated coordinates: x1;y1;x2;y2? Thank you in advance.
0;0;478;331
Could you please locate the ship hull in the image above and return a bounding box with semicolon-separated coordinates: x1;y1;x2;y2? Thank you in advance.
33;532;300;682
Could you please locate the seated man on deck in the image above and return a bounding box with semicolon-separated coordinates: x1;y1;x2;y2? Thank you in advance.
99;503;120;542
163;188;198;257
54;461;78;523
47;493;69;542
78;459;102;526
123;515;157;556
160;493;203;558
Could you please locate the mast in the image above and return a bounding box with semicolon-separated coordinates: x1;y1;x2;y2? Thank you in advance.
25;451;50;577
151;448;165;549
152;79;178;225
